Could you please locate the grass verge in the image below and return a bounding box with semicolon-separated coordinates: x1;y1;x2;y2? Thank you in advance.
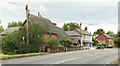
0;52;48;60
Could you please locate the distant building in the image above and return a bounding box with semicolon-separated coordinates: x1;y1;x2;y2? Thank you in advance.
65;31;81;46
76;27;92;49
95;34;114;45
65;23;92;49
0;27;20;36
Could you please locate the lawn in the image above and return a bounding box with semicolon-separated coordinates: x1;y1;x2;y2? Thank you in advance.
0;52;48;60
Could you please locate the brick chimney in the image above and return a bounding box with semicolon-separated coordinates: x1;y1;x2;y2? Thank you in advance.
38;12;41;17
85;26;87;31
80;23;82;30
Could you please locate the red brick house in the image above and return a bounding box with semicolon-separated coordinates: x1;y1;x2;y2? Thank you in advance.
95;34;114;46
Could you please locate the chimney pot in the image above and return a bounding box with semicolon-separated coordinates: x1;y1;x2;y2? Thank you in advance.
85;26;87;31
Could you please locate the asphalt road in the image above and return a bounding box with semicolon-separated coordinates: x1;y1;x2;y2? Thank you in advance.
2;49;118;64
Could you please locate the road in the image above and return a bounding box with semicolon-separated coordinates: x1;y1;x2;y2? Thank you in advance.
2;49;118;65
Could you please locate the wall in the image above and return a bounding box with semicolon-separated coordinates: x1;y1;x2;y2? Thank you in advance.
44;33;58;39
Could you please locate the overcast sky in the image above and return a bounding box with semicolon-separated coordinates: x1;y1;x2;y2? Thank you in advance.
0;0;119;34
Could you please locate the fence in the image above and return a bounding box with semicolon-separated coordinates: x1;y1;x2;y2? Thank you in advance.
49;47;80;53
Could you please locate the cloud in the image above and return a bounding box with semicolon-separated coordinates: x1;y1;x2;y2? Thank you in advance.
39;5;48;17
0;0;118;33
2;0;119;3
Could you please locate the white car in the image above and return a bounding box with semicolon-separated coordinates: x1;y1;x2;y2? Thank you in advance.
107;45;113;48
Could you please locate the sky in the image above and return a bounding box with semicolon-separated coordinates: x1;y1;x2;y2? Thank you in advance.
0;0;119;34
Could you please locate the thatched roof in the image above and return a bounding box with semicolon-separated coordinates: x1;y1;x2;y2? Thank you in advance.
23;14;69;39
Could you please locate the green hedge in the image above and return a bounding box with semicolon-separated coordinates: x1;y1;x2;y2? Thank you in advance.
0;52;47;60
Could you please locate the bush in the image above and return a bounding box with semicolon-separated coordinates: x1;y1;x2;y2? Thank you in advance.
2;24;47;55
92;38;98;46
45;38;59;48
114;37;120;48
60;38;72;47
69;45;78;48
57;44;65;49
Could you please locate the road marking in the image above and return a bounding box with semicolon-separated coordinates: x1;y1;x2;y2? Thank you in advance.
50;57;82;64
86;55;93;57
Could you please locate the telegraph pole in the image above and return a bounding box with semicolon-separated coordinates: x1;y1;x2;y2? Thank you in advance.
26;4;29;45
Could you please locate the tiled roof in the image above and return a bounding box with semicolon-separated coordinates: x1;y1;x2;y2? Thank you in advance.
65;31;80;36
76;29;91;35
104;34;113;39
95;34;113;39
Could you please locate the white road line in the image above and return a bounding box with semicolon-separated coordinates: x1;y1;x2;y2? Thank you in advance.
50;57;82;64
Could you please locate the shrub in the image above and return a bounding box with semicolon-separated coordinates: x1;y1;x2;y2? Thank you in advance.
92;38;98;46
2;24;47;55
45;38;59;48
60;38;72;47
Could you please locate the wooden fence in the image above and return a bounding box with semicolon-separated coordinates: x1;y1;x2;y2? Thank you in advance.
49;47;80;53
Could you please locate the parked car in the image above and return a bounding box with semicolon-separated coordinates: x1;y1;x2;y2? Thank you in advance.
96;44;104;49
107;45;113;48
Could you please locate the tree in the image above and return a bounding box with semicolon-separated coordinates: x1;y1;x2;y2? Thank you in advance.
107;31;114;36
0;20;4;32
94;28;105;35
63;24;68;31
8;21;22;27
92;38;98;46
2;23;47;54
114;31;120;48
45;38;59;48
63;23;80;31
114;37;120;48
0;26;4;32
118;32;120;37
60;38;72;47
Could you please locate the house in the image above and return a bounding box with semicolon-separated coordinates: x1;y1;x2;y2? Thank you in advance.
22;13;70;51
76;26;92;49
65;31;81;46
23;14;69;40
95;33;114;46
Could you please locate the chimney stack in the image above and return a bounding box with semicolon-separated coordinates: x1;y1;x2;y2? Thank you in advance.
80;23;82;30
85;26;87;31
38;12;40;16
38;12;41;17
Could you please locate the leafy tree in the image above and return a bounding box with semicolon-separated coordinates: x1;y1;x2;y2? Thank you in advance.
114;32;120;48
2;23;47;55
0;26;4;32
63;24;68;31
60;38;72;47
8;21;22;27
118;32;120;37
92;38;98;46
63;23;80;31
45;38;59;48
0;20;4;32
114;37;120;48
94;28;105;35
107;31;114;36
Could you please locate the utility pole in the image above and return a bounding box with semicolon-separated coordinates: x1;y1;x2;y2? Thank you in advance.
26;4;29;45
80;23;83;50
